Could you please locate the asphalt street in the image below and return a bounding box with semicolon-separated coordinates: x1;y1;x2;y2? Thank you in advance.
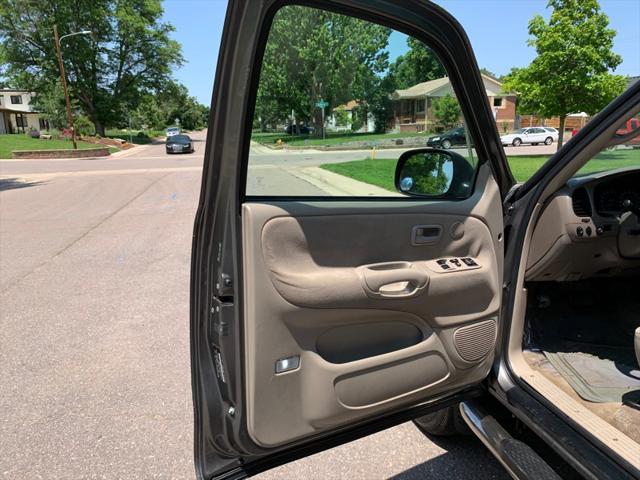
0;131;511;479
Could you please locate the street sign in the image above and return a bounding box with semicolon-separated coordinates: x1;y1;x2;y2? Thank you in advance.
316;100;329;139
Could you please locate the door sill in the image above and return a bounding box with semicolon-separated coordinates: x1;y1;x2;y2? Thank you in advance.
460;399;561;479
510;350;640;471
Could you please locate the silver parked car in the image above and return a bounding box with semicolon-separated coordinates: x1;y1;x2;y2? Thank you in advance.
166;126;180;137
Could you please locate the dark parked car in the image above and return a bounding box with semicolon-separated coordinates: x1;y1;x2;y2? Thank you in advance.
284;124;314;134
165;134;194;154
426;126;467;149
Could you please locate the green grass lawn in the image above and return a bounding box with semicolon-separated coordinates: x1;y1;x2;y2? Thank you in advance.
320;149;639;191
252;131;430;147
0;134;116;159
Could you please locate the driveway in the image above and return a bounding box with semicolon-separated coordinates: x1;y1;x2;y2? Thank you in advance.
0;131;508;479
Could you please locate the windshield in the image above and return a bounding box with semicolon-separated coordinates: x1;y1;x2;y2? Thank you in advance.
167;128;179;133
169;135;190;144
573;120;639;178
511;128;526;134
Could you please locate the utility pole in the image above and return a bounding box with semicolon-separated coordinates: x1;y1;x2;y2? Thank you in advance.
53;27;91;149
54;25;76;149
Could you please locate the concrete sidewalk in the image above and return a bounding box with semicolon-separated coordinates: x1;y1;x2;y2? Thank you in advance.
288;166;401;196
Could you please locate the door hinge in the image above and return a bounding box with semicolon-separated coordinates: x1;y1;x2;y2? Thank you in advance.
215;272;233;297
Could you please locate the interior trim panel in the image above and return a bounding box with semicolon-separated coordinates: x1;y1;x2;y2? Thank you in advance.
241;165;504;447
526;167;640;281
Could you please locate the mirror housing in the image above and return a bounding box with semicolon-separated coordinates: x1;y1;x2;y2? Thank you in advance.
394;148;475;198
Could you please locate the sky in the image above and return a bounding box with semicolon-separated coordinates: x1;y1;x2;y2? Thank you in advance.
162;0;640;105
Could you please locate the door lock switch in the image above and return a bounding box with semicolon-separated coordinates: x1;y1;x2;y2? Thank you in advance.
450;258;461;267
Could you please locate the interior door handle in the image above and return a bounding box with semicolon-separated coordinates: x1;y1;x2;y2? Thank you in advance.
412;225;442;245
357;262;429;299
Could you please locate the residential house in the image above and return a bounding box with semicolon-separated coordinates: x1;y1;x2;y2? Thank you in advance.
0;89;47;134
389;74;516;133
327;100;375;133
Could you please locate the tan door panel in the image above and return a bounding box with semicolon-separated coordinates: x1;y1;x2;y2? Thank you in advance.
241;164;503;447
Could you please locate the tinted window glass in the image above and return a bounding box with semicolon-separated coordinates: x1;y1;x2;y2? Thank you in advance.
246;5;484;198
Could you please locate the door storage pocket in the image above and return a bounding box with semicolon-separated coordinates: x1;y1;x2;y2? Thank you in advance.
334;352;449;407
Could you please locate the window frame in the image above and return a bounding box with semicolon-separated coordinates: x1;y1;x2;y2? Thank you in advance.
242;2;491;202
10;95;23;105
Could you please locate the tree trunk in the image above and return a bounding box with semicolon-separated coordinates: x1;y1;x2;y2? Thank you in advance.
93;118;106;137
557;115;566;151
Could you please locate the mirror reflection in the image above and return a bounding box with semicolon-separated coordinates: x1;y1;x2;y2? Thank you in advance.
397;151;454;196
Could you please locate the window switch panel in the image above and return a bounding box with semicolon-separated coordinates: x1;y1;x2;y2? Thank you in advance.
426;257;481;273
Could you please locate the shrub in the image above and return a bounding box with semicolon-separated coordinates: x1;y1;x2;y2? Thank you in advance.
74;115;95;136
433;94;461;129
28;129;41;138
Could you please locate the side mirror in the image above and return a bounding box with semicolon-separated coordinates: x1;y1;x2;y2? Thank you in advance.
394;148;475;198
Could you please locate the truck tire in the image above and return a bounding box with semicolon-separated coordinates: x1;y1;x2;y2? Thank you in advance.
413;404;469;436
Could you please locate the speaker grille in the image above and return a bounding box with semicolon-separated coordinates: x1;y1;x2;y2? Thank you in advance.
453;320;497;362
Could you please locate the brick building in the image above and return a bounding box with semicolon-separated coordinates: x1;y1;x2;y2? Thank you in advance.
389;74;516;133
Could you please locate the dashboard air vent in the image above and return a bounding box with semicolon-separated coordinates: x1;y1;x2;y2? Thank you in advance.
572;188;592;217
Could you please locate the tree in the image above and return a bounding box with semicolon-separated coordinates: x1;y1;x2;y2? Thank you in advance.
0;0;183;135
502;0;626;150
334;107;350;127
401;152;451;195
433;94;461;129
132;81;208;131
389;38;445;89
365;73;397;133
30;81;70;130
480;68;501;81
255;6;390;133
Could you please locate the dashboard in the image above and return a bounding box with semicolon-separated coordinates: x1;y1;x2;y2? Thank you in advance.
594;173;640;216
526;167;640;281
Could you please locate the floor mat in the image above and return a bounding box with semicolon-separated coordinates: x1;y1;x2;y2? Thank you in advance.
543;343;640;403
